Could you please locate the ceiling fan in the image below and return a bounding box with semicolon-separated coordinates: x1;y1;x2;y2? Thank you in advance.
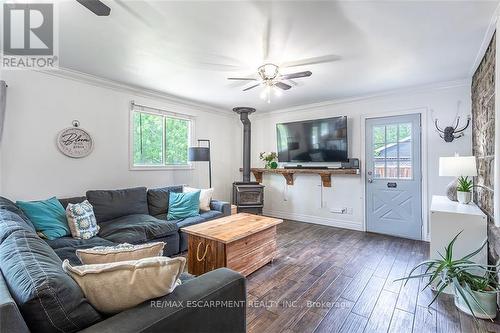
228;63;312;102
227;10;340;103
227;55;339;103
76;0;111;16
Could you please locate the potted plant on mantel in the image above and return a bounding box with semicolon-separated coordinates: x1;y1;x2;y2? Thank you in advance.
259;152;278;169
457;176;474;204
396;232;499;321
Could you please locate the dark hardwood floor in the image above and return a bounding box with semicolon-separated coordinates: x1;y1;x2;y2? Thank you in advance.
245;220;500;333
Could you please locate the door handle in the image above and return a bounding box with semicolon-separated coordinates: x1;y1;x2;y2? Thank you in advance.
368;178;373;183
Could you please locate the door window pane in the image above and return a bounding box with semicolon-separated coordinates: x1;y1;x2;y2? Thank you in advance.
399;159;412;179
373;126;385;147
386;124;398;143
398;123;411;141
398;123;412;179
374;160;385;178
386;161;398;179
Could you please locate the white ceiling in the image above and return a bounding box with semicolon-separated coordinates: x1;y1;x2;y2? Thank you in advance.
58;0;498;112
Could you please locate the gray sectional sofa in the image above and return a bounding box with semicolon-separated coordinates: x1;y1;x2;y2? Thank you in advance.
0;186;246;333
49;185;231;264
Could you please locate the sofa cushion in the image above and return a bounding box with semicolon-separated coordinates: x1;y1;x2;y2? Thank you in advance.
53;247;85;266
86;187;148;223
175;215;206;229
59;196;87;209
147;185;183;217
176;210;222;229
148;233;179;257
16;197;71;240
0;210;35;243
0;196;35;230
45;236;115;250
98;214;178;244
46;236;117;265
0;228;102;333
200;210;223;221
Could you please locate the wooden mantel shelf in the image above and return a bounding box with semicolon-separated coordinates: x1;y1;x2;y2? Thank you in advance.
239;167;360;187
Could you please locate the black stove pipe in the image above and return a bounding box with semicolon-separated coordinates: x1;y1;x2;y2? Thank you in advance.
233;107;256;183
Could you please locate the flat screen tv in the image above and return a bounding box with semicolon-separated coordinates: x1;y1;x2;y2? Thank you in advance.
276;116;348;163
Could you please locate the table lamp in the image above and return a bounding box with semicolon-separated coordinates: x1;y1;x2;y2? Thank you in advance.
439;154;477;203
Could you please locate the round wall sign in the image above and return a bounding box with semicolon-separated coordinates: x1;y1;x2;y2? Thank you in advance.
57;124;93;158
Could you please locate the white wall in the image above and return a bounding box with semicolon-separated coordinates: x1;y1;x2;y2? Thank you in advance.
0;70;241;201
0;69;473;241
251;81;472;239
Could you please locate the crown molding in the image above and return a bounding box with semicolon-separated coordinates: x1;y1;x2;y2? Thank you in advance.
253;78;471;118
32;68;470;121
469;2;499;76
35;67;236;118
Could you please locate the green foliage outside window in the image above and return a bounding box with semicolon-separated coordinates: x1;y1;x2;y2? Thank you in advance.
133;111;190;166
165;117;188;165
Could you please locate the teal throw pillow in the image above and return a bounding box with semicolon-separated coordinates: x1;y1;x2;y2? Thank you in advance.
167;190;201;220
16;197;71;240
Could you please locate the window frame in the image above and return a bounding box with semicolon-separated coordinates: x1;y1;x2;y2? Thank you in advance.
129;103;195;171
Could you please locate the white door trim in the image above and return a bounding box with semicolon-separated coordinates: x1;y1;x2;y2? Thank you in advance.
360;107;429;241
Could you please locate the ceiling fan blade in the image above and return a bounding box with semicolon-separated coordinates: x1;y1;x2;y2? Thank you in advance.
274;82;292;90
227;77;258;81
280;71;312;80
281;55;341;68
76;0;111;16
243;83;261;91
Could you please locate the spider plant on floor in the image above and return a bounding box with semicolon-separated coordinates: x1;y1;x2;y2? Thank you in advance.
395;231;499;321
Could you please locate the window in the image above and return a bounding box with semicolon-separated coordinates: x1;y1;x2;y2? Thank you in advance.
131;107;192;168
372;122;412;180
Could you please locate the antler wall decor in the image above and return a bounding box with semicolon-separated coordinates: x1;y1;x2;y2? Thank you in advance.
433;102;471;142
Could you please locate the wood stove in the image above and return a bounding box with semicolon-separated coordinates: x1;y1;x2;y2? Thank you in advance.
232;107;265;214
233;182;264;214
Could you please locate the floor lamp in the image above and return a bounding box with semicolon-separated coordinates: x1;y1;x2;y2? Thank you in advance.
188;139;211;188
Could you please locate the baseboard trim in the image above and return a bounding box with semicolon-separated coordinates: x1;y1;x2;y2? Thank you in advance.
263;209;364;231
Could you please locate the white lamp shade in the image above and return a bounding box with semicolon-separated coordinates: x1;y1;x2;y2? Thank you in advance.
439;156;477;177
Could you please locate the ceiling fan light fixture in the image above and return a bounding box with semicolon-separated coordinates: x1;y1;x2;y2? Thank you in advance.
258;63;279;80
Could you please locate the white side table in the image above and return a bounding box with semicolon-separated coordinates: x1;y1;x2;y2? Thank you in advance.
430;195;487;293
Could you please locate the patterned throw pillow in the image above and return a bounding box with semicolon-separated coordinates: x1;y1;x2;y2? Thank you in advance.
66;200;99;239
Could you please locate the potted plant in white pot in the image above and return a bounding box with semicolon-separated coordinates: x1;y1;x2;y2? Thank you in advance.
454;269;498;319
396;232;499;321
457;176;473;204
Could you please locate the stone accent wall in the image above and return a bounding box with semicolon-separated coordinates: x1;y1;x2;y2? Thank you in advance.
472;33;497;263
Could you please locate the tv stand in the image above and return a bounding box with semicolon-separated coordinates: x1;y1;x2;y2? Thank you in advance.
239;167;360;187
